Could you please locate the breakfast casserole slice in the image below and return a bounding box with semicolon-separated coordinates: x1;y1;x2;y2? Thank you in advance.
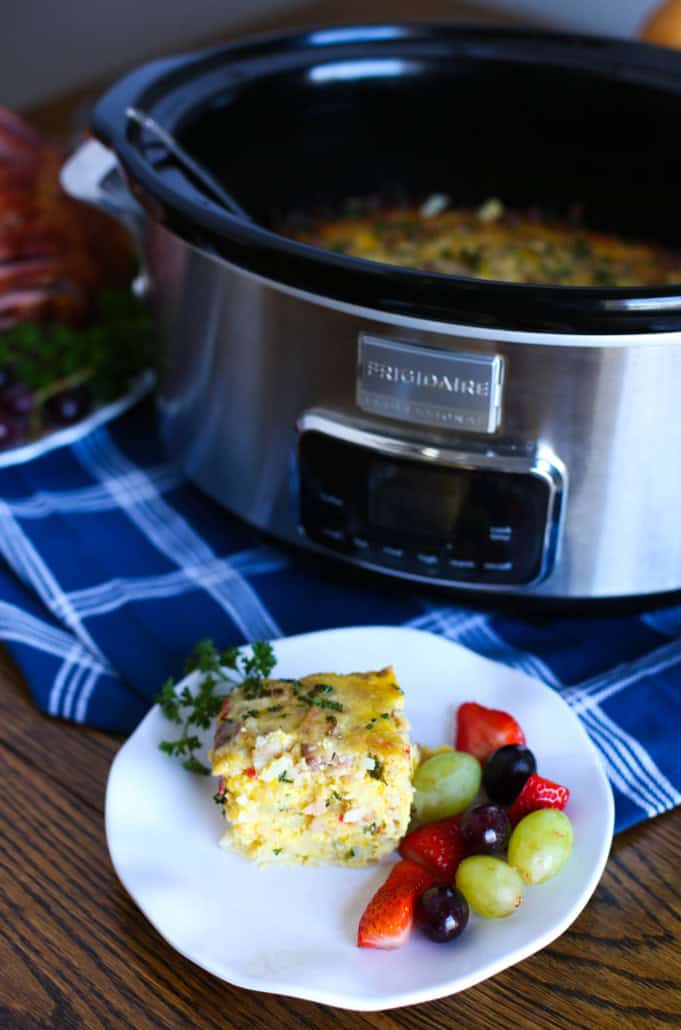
210;666;417;866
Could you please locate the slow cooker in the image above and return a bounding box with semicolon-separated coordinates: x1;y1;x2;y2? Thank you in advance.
62;23;681;599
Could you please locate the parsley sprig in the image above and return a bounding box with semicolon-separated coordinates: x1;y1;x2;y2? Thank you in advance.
156;638;276;775
0;290;155;401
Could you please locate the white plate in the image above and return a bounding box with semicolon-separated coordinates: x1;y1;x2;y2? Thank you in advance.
105;626;614;1011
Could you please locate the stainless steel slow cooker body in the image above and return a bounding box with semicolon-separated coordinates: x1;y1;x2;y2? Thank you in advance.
63;25;681;599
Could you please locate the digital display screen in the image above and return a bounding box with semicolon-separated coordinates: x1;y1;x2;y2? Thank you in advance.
367;460;469;539
298;430;554;585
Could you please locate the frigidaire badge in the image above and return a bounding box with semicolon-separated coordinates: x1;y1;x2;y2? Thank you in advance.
357;334;504;433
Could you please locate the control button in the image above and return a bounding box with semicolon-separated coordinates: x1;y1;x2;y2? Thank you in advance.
382;545;405;559
351;535;370;550
448;558;476;569
417;552;439;567
489;525;512;541
319;489;344;508
320;526;345;542
483;560;513;572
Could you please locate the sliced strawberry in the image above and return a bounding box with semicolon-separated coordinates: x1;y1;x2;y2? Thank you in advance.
456;702;525;763
358;893;413;950
398;817;464;880
508;773;570;825
357;859;437;949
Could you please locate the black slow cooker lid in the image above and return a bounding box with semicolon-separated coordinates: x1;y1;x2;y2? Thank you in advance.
92;23;681;335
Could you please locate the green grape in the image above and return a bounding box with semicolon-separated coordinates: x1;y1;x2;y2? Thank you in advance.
413;750;482;822
507;809;574;885
455;856;524;918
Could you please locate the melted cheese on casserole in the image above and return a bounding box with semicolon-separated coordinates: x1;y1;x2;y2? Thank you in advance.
286;201;681;286
210;666;417;866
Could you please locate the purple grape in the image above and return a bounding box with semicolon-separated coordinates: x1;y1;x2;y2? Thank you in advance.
45;384;93;426
483;745;536;804
416;885;469;943
461;804;511;856
1;382;34;417
0;412;19;449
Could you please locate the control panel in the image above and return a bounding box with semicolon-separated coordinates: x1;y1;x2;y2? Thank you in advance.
297;418;564;588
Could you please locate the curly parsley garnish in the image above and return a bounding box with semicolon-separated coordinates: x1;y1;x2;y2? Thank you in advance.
156;638;276;774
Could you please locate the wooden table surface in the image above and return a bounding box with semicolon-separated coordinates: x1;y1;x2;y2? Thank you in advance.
3;7;681;1027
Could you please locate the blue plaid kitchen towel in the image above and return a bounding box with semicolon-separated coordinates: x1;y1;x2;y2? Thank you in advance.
0;397;679;833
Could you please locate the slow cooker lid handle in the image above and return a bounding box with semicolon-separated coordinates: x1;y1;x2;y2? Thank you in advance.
60;137;145;240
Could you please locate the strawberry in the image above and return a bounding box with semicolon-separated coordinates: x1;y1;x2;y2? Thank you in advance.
398;817;464;880
357;859;437;949
508;773;570;825
456;702;525;763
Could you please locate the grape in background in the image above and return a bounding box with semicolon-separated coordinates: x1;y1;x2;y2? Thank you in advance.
0;364;95;448
0;366;29;445
45;384;93;426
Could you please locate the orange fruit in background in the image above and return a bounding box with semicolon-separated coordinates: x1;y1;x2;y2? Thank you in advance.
640;0;681;47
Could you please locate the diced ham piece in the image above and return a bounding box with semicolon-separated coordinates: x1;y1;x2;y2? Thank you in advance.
301;743;324;770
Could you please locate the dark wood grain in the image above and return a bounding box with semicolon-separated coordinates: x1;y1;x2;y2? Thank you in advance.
1;644;679;1030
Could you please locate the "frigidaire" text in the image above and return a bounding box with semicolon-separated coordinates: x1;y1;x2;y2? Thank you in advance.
365;359;491;397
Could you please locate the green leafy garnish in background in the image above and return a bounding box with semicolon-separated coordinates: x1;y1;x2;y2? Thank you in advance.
156;639;277;775
0;289;155;409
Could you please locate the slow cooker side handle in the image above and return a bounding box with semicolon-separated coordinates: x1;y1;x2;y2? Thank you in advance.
60;138;145;242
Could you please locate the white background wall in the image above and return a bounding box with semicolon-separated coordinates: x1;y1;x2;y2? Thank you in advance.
1;0;663;110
